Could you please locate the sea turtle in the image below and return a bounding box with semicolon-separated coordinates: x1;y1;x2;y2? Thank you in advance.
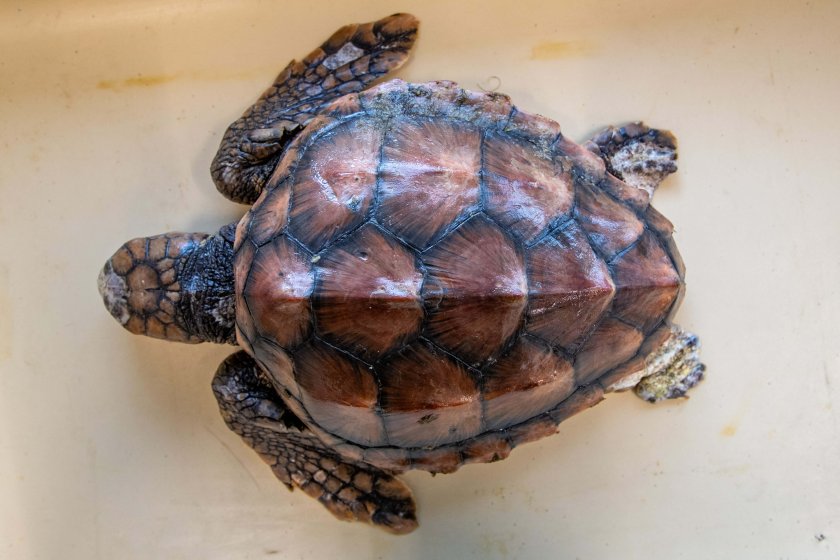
98;13;704;534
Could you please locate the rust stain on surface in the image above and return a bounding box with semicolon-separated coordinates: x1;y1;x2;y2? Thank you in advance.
95;66;276;91
97;74;180;90
530;40;596;60
720;424;737;437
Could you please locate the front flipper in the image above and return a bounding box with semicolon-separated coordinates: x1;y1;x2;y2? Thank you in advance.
211;13;419;204
212;351;418;534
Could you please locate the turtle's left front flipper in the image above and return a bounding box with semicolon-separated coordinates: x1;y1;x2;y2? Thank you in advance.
211;14;419;204
212;351;418;534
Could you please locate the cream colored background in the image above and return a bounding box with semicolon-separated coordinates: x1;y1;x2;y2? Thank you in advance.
2;1;839;558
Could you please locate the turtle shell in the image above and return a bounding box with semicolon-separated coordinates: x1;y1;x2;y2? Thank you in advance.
233;80;684;473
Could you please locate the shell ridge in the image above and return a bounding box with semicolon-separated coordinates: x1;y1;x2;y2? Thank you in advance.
477;128;490;213
239;240;264;340
368;117;391;222
555;214;616;355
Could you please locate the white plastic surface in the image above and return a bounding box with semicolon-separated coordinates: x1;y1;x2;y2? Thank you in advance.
1;1;839;558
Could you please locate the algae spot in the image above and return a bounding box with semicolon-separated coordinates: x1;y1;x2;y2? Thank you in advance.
530;40;596;60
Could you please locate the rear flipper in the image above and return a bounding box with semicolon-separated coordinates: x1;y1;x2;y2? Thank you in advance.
211;13;419;204
604;325;705;402
212;351;418;534
585;122;678;202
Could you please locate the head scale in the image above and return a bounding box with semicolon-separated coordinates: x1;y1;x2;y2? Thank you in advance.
98;225;237;344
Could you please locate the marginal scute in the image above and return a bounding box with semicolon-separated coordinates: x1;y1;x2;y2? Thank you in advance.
361;447;410;472
408;447;463;474
377;117;481;249
233;240;257;347
288;119;381;252
421;216;527;365
646;204;686;280
324;92;364;117
598;322;674;391
233;211;250;252
504;107;562;147
314;225;423;360
249;182;291;246
252;337;298;399
600;173;650;212
556;135;607;180
504;413;558;446
459;437;512;465
483;132;574;243
525;222;615;349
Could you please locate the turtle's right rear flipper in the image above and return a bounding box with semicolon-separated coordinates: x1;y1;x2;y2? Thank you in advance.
211;14;419;204
212;351;418;534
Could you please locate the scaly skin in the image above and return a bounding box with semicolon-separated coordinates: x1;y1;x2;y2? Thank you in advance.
98;224;237;344
211;13;419;204
212;351;418;534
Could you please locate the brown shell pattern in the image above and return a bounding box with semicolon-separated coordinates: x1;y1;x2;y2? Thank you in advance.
233;80;684;468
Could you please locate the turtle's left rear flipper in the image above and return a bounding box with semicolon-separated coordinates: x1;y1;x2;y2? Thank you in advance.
212;351;418;534
211;14;419;204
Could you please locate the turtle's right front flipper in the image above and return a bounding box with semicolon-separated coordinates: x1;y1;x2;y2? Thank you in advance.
212;351;418;534
211;13;419;204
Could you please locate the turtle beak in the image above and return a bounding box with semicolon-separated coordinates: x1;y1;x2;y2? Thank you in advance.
98;259;131;326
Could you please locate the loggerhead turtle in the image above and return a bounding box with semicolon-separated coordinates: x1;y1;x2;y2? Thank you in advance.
98;14;704;533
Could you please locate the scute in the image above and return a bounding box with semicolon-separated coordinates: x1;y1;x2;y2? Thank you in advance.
313;224;423;360
484;132;574;243
378;340;482;447
376;117;482;249
421;215;527;365
525;222;615;349
233;80;687;468
482;336;575;430
288;118;382;252
243;234;314;348
294;340;384;446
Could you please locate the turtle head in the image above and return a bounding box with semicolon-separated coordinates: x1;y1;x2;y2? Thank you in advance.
98;225;237;344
